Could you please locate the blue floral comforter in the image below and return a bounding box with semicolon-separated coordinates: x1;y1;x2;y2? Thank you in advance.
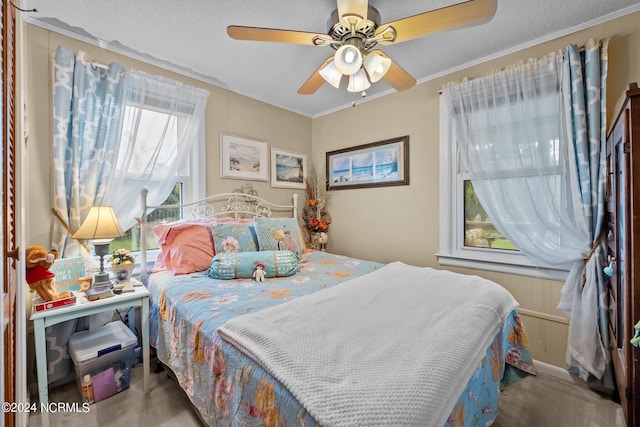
148;251;534;426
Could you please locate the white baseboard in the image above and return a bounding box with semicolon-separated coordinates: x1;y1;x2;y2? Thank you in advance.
532;359;618;397
532;359;575;383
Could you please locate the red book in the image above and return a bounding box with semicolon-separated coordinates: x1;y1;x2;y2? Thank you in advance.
34;292;77;312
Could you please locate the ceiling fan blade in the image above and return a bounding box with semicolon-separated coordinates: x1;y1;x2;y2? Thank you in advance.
375;0;497;45
337;0;369;28
227;26;333;46
298;57;334;95
370;50;416;91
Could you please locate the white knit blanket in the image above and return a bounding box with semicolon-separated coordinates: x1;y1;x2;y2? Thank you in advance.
218;262;518;427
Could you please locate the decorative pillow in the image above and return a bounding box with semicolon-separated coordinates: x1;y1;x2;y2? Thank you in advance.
152;217;218;266
152;222;215;274
253;217;304;255
212;223;259;253
208;250;299;279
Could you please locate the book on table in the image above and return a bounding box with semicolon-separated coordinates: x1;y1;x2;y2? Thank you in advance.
84;286;114;301
33;292;77;312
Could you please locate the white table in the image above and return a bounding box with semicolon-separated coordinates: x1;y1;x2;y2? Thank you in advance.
30;286;150;427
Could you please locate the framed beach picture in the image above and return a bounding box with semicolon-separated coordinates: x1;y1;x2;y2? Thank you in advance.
220;133;269;181
326;135;409;190
271;148;307;189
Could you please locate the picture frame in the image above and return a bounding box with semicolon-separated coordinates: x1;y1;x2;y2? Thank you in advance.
220;133;269;181
326;135;409;190
271;148;307;189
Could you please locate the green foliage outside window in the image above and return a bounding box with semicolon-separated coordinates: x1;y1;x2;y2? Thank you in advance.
463;180;517;251
111;183;182;252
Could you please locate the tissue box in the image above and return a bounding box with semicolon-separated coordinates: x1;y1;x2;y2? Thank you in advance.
68;321;137;402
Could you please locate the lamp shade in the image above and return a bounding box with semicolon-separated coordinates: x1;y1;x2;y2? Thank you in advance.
363;52;391;83
72;206;125;241
334;45;362;76
319;61;342;88
347;68;371;93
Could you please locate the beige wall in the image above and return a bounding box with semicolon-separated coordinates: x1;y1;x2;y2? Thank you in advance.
312;11;640;367
23;25;312;248
22;11;640;369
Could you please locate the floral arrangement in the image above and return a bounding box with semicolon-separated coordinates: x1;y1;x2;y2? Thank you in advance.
307;216;329;233
110;248;135;265
302;163;331;236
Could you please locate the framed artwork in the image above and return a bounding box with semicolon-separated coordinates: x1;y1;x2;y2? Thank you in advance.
326;135;409;190
271;148;307;189
220;133;269;181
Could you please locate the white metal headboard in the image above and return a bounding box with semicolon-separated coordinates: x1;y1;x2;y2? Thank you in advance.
138;188;298;281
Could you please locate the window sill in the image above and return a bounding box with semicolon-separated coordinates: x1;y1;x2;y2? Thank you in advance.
436;253;569;281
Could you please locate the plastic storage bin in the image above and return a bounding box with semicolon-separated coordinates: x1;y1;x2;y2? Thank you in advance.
68;321;137;402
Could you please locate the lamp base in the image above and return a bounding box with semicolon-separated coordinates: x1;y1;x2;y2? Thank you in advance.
87;269;114;300
92;271;112;288
92;240;113;288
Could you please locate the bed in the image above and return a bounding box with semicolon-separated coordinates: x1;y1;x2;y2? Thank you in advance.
139;190;535;427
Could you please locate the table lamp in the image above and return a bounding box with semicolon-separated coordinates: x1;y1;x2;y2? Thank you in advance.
72;206;125;288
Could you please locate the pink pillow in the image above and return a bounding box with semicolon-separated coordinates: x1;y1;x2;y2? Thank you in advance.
151;217;254;274
153;222;215;274
152;218;218;269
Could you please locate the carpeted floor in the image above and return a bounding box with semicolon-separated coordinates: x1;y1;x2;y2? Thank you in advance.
28;362;202;427
29;361;625;427
493;372;625;427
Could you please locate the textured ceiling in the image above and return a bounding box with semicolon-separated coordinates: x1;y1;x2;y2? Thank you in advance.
24;0;640;117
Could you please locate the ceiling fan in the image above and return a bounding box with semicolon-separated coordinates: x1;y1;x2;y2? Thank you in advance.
227;0;497;95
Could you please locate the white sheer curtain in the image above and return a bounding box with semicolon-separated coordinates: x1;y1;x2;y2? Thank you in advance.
442;47;609;380
102;70;209;231
442;53;589;268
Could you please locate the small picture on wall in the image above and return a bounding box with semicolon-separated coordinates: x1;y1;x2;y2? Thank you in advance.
271;148;307;189
220;133;269;181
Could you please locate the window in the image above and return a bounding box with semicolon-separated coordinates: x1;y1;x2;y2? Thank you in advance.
109;89;206;260
111;182;182;252
439;96;568;280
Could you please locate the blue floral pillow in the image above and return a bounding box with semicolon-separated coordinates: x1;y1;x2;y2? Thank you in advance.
212;223;258;253
253;217;304;255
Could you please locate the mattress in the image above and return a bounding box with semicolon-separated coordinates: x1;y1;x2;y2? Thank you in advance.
148;251;535;426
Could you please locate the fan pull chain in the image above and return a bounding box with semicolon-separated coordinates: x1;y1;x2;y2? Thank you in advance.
10;1;37;12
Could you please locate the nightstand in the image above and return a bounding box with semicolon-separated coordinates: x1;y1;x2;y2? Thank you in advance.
30;286;150;427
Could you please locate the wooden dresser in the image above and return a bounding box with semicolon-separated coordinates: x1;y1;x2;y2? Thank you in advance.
606;83;640;427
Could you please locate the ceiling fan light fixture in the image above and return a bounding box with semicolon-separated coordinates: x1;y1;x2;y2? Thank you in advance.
334;44;362;76
363;52;391;83
347;68;370;93
319;61;343;88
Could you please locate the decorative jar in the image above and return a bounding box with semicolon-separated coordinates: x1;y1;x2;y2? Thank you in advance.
112;263;134;282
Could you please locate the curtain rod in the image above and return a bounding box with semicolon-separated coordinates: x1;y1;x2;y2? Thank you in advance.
436;40;595;96
51;51;110;71
91;61;109;70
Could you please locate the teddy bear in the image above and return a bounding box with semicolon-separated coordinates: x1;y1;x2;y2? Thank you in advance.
25;245;71;302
